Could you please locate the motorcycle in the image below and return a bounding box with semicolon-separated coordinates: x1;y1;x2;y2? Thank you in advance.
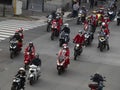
74;43;83;60
11;76;23;90
46;15;52;32
77;11;85;25
108;10;115;21
9;39;20;59
98;36;108;52
88;82;104;90
117;14;120;25
24;52;34;70
28;64;41;85
51;23;59;40
57;56;67;75
84;32;93;46
59;33;69;47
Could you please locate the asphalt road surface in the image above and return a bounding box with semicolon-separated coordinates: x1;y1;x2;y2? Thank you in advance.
0;18;120;90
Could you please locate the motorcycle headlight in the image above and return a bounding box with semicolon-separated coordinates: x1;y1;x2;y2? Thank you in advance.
79;14;82;17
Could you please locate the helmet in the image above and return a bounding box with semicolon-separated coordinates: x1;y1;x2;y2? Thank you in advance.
35;53;39;58
18;28;23;32
29;42;33;47
19;67;25;71
102;22;105;26
62;44;68;49
64;23;69;27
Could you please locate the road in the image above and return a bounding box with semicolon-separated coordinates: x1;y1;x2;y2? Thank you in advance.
0;17;120;90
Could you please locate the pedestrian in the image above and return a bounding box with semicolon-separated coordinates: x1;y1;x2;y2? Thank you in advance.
72;2;79;18
94;0;98;6
89;0;94;9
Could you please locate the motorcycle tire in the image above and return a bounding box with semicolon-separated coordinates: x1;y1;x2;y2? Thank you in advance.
29;77;34;85
51;32;54;40
47;24;51;32
24;64;29;70
10;51;14;59
59;41;63;47
11;85;18;90
100;44;103;52
58;70;62;75
74;51;77;60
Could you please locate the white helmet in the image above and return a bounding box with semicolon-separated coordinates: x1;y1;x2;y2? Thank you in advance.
64;23;69;27
102;22;105;26
19;67;25;71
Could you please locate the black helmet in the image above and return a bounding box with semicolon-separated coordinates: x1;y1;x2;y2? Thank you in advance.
29;42;33;47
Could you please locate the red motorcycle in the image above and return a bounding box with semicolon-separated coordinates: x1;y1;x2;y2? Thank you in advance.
24;51;35;70
51;22;59;40
88;83;98;90
57;55;68;75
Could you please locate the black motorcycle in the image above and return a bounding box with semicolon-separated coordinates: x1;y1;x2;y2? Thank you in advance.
84;32;93;46
9;39;20;59
46;15;52;32
77;13;85;25
117;15;120;25
98;36;108;52
59;33;69;47
11;77;22;90
108;10;115;21
74;44;83;60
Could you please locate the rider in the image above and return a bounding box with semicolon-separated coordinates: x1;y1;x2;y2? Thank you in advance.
98;24;110;50
73;30;85;45
56;15;63;32
11;31;22;51
60;23;70;41
91;72;105;84
31;54;41;76
58;44;70;67
101;15;110;29
18;28;24;39
62;23;70;34
25;42;35;60
16;67;26;89
90;11;98;33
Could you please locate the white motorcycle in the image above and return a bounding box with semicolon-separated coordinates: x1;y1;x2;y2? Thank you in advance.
28;64;41;85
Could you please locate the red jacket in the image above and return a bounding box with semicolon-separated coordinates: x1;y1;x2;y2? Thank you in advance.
58;48;70;65
103;29;110;36
25;46;35;55
73;34;85;44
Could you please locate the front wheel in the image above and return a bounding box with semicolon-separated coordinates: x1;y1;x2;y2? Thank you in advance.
74;51;77;60
51;32;54;40
29;77;34;85
10;51;14;59
100;43;103;52
47;24;51;32
11;85;17;90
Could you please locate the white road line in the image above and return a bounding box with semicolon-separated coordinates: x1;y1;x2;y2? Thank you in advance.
0;37;5;40
0;30;15;33
0;34;10;38
0;32;14;35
